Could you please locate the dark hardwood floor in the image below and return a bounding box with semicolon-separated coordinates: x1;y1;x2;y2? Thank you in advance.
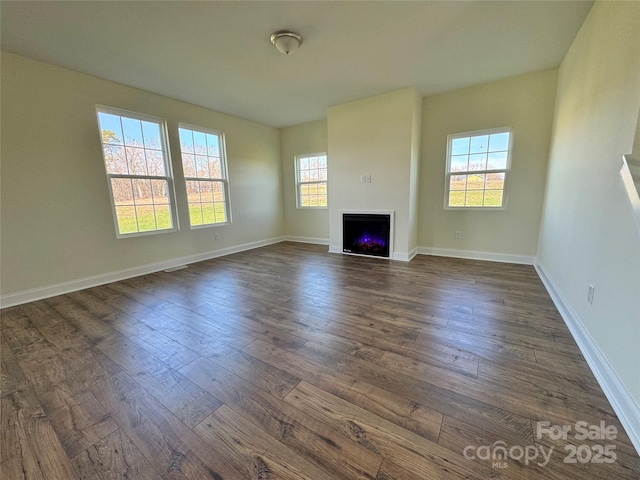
1;242;639;479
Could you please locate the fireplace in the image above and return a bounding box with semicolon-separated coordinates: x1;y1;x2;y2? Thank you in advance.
342;213;391;258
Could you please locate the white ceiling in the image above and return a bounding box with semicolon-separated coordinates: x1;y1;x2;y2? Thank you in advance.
1;1;593;128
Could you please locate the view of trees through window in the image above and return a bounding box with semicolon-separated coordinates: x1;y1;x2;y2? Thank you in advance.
446;129;511;208
97;110;175;235
297;154;328;208
178;126;229;227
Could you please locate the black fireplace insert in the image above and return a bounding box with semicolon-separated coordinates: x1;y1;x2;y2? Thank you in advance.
342;213;391;258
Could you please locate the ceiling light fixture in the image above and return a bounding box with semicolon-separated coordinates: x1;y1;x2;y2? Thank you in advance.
270;30;303;55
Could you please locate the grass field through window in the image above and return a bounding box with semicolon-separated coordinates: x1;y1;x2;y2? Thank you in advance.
448;173;505;207
188;202;227;226
299;182;328;207
114;194;227;234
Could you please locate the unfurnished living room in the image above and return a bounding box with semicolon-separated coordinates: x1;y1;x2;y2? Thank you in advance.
1;1;639;479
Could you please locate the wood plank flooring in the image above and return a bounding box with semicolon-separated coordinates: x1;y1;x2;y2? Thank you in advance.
1;242;639;479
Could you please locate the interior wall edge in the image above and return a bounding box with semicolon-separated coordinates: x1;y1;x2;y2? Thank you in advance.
282;236;330;245
0;236;286;309
417;246;535;265
535;260;640;456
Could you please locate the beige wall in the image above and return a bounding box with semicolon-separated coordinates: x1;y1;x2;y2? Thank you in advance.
327;88;421;259
537;2;640;404
1;52;283;297
280;119;329;241
418;69;558;260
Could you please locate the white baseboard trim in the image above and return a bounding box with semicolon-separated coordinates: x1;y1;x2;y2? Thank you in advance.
0;236;285;309
392;248;417;262
535;261;640;455
417;246;535;265
283;236;329;245
328;244;414;262
328;245;342;254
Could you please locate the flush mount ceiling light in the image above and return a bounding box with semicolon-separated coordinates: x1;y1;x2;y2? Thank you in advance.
270;30;303;55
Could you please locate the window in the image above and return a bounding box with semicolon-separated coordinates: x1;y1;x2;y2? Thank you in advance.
96;107;177;237
296;153;328;208
178;125;230;227
445;127;512;208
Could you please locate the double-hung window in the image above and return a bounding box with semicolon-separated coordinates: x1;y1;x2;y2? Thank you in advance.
296;153;328;208
178;125;230;227
445;127;512;208
96;106;177;237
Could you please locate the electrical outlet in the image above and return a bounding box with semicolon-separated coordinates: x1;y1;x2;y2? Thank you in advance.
366;175;372;183
214;233;220;241
455;231;462;239
360;175;366;183
587;284;595;304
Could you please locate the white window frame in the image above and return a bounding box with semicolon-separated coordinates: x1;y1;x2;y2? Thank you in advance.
444;127;513;210
96;105;179;238
295;152;328;209
178;123;232;228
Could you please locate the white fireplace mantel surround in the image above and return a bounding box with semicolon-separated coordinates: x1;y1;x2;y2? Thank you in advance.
330;210;395;260
327;88;422;262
